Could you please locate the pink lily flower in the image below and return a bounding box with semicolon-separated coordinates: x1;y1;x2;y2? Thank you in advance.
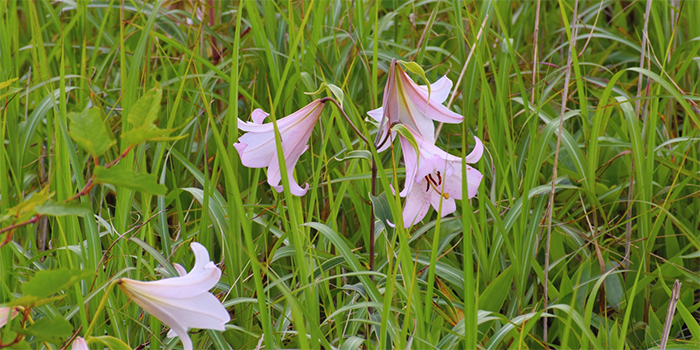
399;128;483;228
0;306;18;328
234;99;326;196
71;337;89;350
368;59;463;151
118;242;230;350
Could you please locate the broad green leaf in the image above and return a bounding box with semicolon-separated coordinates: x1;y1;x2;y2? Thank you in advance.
0;87;21;100
0;77;18;89
369;192;394;235
35;200;91;217
67;108;116;157
15;317;72;343
88;336;133;350
94;166;167;195
127;82;162;128
120;82;186;147
1;188;52;223
7;295;65;308
479;265;513;313
21;269;94;299
120;125;186;148
12;341;31;350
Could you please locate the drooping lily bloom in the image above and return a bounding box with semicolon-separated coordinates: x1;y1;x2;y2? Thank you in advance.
71;337;89;350
234;100;326;196
0;306;18;328
399;127;483;228
118;242;230;350
368;59;463;151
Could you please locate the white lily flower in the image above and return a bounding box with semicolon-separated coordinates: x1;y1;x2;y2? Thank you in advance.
118;242;230;350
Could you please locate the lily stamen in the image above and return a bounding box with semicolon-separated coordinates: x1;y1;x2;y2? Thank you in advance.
424;173;449;199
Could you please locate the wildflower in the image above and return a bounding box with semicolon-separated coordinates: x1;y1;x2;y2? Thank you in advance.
0;306;18;328
368;59;463;151
234;100;326;196
118;243;230;350
399;128;483;228
71;337;89;350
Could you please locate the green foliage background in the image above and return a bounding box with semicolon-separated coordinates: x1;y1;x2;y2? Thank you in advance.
1;0;699;349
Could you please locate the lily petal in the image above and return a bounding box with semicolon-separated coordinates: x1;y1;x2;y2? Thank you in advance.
416;75;452;104
235;100;325;196
464;136;484;164
402;180;433;227
398;127;484;228
430;194;457;218
400;70;463;125
0;307;18;329
463;166;483;199
370;59;463;150
71;337;89;350
118;242;230;350
367;107;383;123
173;263;187;277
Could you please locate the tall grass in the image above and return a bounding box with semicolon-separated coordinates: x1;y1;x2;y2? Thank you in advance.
1;0;699;349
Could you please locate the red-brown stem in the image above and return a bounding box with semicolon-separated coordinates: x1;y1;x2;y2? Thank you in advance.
67;178;95;202
1;144;133;249
69;145;133;202
0;214;40;238
105;146;133;168
0;307;31;348
320;96;378;275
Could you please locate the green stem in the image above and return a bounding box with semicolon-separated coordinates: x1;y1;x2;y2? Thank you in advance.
84;279;119;338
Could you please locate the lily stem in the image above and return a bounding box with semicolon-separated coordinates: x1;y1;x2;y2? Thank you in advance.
321;96;377;275
321;97;370;147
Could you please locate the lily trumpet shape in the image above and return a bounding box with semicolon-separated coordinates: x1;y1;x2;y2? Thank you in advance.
71;337;89;350
399;127;483;228
118;242;230;350
368;59;463;151
234;99;326;196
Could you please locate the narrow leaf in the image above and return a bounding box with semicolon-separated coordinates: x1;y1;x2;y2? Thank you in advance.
88;336;133;350
398;60;430;98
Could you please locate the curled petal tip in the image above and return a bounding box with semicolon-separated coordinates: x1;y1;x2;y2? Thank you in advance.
251;109;270;124
235;101;324;196
465;136;484;164
118;242;229;350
